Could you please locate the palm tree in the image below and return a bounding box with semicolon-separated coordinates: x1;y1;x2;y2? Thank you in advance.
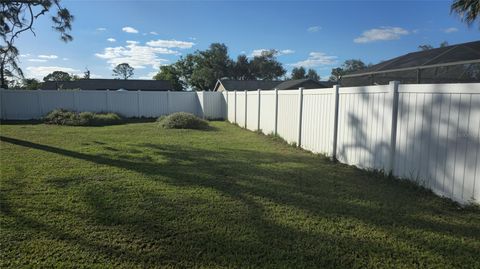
451;0;480;27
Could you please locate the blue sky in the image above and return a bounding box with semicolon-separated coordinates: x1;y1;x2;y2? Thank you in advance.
16;0;479;81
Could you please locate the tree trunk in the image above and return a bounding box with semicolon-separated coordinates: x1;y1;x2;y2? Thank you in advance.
0;63;7;89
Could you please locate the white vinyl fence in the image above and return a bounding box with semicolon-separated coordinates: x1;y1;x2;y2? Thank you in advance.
0;90;224;120
1;83;479;204
225;82;480;205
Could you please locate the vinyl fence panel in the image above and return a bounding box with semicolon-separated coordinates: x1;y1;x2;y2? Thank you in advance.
335;85;393;171
1;90;41;119
227;92;236;123
394;83;480;203
139;91;168;117
246;91;259;131
259;91;276;135
276;90;299;144
301;88;336;156
201;91;224;119
236;91;246;127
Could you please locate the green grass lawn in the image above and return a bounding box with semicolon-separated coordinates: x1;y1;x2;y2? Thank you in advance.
1;121;479;268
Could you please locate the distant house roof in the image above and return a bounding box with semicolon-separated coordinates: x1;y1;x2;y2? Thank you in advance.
343;40;480;78
42;79;173;91
214;79;333;91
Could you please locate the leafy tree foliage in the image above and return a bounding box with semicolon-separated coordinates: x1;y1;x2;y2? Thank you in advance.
0;0;74;88
113;63;134;80
158;44;287;91
190;43;233;91
153;65;184;91
329;59;367;82
233;54;255;80
418;41;450;51
291;67;320;81
291;67;306;79
342;59;367;73
451;0;480;28
250;50;286;80
43;71;72;82
21;78;41;90
306;69;320;81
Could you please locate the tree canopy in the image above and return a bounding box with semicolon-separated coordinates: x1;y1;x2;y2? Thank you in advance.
113;63;134;80
43;71;73;82
451;0;480;28
0;0;74;88
154;43;287;91
329;59;367;82
291;67;320;81
153;65;183;91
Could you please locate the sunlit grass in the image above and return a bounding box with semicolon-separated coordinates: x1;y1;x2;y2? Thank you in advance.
1;121;479;268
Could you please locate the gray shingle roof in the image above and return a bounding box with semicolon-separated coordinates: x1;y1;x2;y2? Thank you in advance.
42;79;173;91
344;40;480;77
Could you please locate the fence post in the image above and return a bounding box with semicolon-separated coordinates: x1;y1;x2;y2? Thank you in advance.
274;88;278;135
257;89;261;131
332;85;340;159
202;91;206;119
137;90;141;117
244;90;248;128
297;87;304;147
234;90;237;123
388;81;400;175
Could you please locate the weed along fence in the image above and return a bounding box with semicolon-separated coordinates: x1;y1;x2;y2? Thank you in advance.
224;82;480;205
1;83;479;204
0;90;224;120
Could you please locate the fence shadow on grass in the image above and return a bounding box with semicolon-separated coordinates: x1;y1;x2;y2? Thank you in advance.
1;135;480;267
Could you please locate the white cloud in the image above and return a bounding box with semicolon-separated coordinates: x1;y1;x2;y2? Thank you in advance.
107;38;116;42
25;66;80;80
444;27;458;33
126;40;139;45
97;27;107;31
307;26;321;32
95;41;176;69
122;26;139;34
279;49;295;55
250;49;295;57
290;52;338;68
354;26;409;43
20;54;31;58
38;54;58;59
146;39;195;49
28;59;48;62
62;58;69;61
150;31;159;35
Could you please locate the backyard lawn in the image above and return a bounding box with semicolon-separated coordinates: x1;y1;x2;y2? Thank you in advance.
0;121;479;268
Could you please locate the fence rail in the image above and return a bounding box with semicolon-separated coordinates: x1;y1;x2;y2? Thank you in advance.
225;82;480;205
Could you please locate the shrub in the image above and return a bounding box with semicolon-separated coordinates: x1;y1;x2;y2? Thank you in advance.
44;109;122;126
157;112;209;130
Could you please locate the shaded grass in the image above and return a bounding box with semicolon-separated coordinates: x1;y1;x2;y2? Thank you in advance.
0;121;479;268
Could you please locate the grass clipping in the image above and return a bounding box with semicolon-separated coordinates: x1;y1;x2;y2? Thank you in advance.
157;112;209;130
44;109;122;126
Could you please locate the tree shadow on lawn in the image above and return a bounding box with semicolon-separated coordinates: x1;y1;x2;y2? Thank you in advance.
1;135;480;268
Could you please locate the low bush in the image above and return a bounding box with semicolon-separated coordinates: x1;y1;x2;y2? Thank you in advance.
44;109;122;126
157;112;209;130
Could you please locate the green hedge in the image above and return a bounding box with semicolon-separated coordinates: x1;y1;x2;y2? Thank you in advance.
44;109;122;126
157;112;209;130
